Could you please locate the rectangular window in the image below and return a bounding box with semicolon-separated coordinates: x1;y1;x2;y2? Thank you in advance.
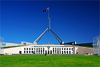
64;51;66;54
69;51;71;54
67;51;68;54
53;48;54;54
62;51;63;54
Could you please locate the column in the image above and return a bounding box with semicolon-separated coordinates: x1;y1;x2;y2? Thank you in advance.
71;48;72;54
44;47;45;54
39;48;40;54
58;48;59;54
38;48;39;54
55;47;56;54
63;47;64;54
37;48;38;54
54;47;55;54
40;47;42;54
41;47;42;54
71;50;72;54
42;47;44;54
56;47;57;54
28;48;29;53
52;47;53;54
22;47;23;54
35;48;36;54
68;48;69;54
49;48;50;54
39;47;40;54
32;47;34;54
59;48;60;54
47;48;48;54
42;47;43;54
66;48;67;54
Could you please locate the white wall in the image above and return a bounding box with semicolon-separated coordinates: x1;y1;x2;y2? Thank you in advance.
3;47;22;54
2;42;22;47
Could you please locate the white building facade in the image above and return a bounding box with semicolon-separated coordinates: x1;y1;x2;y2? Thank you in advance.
0;42;93;55
22;46;74;54
1;44;77;55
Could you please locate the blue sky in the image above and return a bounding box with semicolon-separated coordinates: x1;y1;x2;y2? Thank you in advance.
1;1;99;44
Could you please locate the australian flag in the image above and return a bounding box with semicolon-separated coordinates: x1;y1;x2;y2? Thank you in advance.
43;7;49;12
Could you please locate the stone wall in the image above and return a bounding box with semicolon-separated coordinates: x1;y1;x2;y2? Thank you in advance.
76;47;93;54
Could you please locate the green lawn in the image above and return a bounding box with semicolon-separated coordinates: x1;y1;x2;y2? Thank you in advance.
0;55;100;67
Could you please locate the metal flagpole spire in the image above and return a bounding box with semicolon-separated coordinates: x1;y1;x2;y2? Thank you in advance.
48;7;49;18
48;7;50;29
33;7;64;45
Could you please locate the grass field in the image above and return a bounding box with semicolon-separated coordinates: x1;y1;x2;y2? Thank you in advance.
0;55;100;67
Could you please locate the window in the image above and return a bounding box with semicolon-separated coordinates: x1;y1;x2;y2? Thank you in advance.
67;51;68;54
62;51;63;54
24;48;26;50
69;51;71;54
64;51;66;54
29;48;31;50
27;48;28;50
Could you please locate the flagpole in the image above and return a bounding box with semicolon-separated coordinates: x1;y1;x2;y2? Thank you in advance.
48;7;49;18
48;7;50;29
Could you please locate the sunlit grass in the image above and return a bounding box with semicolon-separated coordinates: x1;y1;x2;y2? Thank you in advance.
0;55;100;67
